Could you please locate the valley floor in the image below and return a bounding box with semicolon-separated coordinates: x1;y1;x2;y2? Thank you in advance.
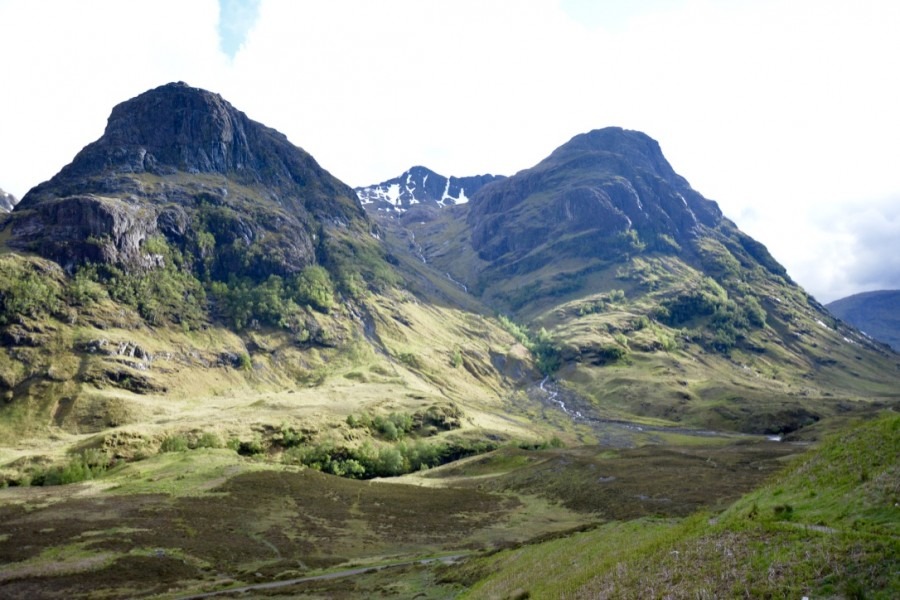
0;434;801;599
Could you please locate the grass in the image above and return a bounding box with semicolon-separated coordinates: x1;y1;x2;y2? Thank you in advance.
0;434;804;598
449;412;900;599
0;458;521;597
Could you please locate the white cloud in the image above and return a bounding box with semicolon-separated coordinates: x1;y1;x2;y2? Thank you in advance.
1;0;898;301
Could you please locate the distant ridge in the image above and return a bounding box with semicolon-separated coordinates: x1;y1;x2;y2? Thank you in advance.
356;165;503;212
827;290;900;351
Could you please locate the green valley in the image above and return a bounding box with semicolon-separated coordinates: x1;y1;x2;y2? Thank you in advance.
0;83;896;598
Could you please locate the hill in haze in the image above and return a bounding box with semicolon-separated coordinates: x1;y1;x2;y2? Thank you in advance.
827;290;900;351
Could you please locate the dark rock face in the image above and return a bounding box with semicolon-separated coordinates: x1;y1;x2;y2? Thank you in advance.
10;195;158;268
467;127;724;266
827;290;900;351
356;166;504;212
7;82;370;276
0;187;16;212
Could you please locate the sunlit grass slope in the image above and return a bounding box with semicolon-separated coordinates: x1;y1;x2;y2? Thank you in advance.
454;412;899;599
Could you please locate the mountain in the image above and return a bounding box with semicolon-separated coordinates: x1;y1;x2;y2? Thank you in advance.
0;186;16;212
1;86;898;598
827;290;900;350
9;81;374;283
355;165;503;213
463;127;786;307
364;126;899;433
0;82;530;451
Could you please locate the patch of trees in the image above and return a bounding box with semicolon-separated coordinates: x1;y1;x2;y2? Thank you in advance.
209;265;335;331
655;277;767;353
0;259;61;325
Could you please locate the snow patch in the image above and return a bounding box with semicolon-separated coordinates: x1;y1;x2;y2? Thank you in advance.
388;184;401;204
441;178;452;201
815;319;830;330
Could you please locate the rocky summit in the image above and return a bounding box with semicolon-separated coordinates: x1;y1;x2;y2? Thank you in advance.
7;82;372;279
465;127;785;286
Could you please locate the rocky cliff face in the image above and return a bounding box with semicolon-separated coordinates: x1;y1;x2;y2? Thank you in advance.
356;166;503;213
467;128;726;266
7;82;371;278
0;187;16;213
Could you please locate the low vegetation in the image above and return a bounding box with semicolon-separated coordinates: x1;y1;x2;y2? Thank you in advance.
451;413;900;599
0;431;808;598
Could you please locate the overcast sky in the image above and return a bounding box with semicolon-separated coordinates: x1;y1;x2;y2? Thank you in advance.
1;0;898;303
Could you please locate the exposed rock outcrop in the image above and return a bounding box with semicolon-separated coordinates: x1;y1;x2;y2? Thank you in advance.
0;187;17;212
6;82;372;277
467;127;725;265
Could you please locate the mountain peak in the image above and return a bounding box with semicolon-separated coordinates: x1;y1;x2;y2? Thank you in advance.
553;127;672;175
8;83;371;278
465;126;727;268
98;81;256;175
20;82;353;212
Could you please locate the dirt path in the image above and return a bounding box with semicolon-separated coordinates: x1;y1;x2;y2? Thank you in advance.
174;554;469;599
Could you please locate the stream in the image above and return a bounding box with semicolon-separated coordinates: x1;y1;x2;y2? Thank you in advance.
535;376;771;446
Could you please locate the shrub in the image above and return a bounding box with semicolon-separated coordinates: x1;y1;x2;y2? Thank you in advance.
371;412;414;441
66;266;107;306
375;446;406;476
274;424;305;448
532;328;561;375
195;432;222;449
743;295;767;327
397;352;421;369
160;435;189;453
292;265;335;313
594;344;627;364
0;261;61;324
30;450;110;486
237;438;264;456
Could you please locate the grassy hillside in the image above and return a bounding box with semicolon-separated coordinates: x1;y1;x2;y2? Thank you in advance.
0;246;559;488
449;412;900;599
373;205;900;436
